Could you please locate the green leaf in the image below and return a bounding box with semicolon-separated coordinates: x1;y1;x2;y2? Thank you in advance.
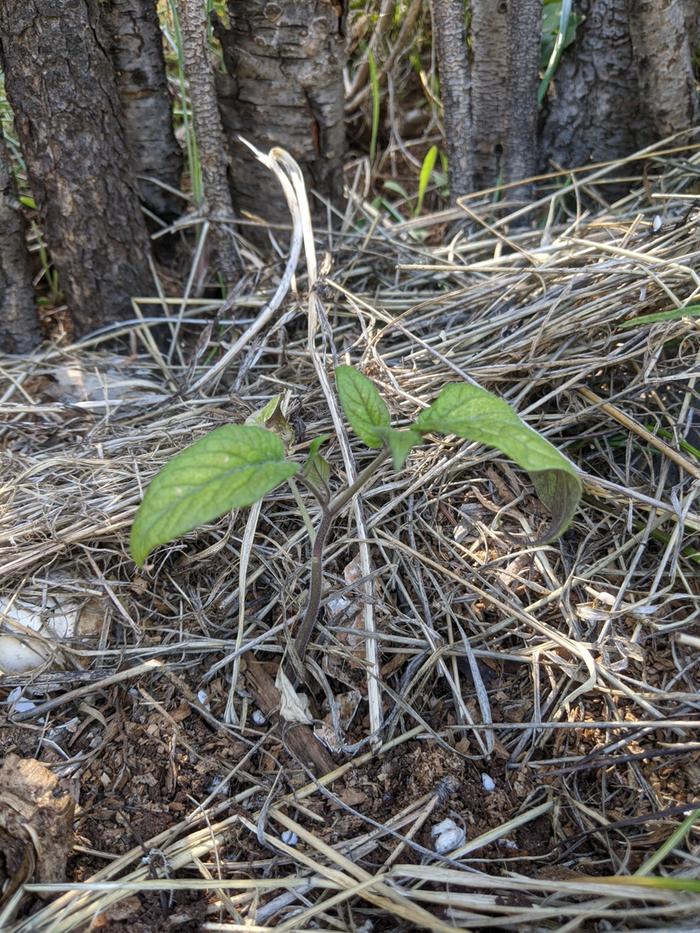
336;366;391;448
245;394;295;446
375;427;423;470
303;434;332;487
130;425;299;566
416;384;581;541
307;434;331;458
245;395;281;426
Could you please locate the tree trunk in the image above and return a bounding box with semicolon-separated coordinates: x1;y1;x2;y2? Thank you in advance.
103;0;184;222
0;0;153;337
470;0;507;191
541;0;655;170
430;0;473;200
178;0;238;286
503;0;542;196
0;136;40;353
627;0;700;138
686;0;700;50
469;0;542;196
216;0;346;227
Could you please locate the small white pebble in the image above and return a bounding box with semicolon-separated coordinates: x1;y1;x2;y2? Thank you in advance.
431;818;457;837
281;830;298;846
326;595;351;617
434;826;465;855
196;689;210;709
206;776;229;795
481;773;496;792
252;709;266;725
431;817;466;854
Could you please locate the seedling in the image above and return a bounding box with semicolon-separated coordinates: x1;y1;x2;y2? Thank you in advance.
131;367;581;678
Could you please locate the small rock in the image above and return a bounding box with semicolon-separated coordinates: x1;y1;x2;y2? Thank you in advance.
481;773;496;792
431;817;466;855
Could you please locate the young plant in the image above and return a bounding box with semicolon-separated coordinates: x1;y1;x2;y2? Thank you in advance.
130;367;582;676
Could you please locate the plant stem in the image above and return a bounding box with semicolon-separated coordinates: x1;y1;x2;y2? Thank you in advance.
291;448;389;676
287;476;316;542
327;448;390;517
291;506;334;673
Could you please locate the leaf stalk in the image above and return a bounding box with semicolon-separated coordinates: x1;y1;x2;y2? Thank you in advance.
290;447;389;676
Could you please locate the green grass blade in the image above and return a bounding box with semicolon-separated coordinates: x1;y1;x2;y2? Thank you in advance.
634;807;700;877
368;49;380;164
618;304;700;329
538;0;573;107
594;875;700;893
167;0;202;205
415;145;438;216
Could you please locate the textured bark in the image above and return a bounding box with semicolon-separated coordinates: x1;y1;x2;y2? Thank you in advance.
103;0;183;220
627;0;700;138
503;0;543;195
470;0;541;195
470;0;508;191
216;0;346;225
0;0;152;336
178;0;238;285
0;136;40;352
687;0;700;49
431;0;473;200
541;0;656;170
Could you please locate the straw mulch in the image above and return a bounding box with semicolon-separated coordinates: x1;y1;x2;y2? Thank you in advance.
1;136;699;931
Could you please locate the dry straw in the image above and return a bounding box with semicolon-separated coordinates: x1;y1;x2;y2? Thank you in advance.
1;132;700;930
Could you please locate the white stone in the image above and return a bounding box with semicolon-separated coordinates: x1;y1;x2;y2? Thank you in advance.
481;773;496;792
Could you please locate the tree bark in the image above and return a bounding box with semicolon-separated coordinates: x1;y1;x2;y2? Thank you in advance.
503;0;542;196
0;136;40;353
627;0;700;138
216;0;346;227
541;0;655;170
103;0;184;221
686;0;700;49
542;0;699;173
430;0;473;200
0;0;153;337
470;0;507;191
469;0;542;196
178;0;238;286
